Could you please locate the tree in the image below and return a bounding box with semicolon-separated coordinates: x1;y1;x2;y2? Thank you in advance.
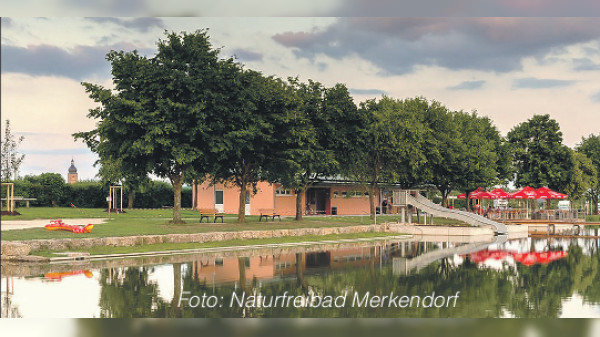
564;150;597;203
96;157;150;209
267;80;356;220
1;119;25;181
25;172;65;206
451;111;511;210
211;69;290;222
75;30;224;223
577;134;600;214
507;114;571;192
349;97;427;219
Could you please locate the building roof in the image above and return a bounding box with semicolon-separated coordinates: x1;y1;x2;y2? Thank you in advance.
68;159;77;173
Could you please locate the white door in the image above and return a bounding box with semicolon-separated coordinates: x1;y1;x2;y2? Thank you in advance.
214;190;224;213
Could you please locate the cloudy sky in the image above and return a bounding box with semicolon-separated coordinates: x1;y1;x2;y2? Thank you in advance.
2;3;600;181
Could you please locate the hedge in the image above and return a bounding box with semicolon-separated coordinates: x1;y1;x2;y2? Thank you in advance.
2;174;193;209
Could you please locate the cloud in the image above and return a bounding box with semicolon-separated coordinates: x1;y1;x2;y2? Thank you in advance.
328;0;600;16
591;91;600;102
573;58;600;71
85;17;164;32
1;44;111;80
349;88;387;96
231;48;263;62
273;18;600;75
1;43;156;80
448;80;486;90
512;77;575;89
1;17;13;27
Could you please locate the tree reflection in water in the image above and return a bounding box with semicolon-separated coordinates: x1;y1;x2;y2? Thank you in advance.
97;238;600;318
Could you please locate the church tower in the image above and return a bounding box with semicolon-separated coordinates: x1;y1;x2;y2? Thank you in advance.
67;158;78;184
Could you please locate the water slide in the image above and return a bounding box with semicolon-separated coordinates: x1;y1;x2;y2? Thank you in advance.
405;193;508;235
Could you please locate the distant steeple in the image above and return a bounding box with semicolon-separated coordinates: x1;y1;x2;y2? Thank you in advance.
68;158;78;184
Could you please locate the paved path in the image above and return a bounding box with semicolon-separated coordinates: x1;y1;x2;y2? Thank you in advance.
0;218;107;231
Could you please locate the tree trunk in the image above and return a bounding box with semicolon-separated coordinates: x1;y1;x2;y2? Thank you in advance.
171;263;182;317
295;189;303;221
369;182;377;220
127;188;134;209
465;189;471;212
170;173;184;224
238;257;247;292
238;182;247;223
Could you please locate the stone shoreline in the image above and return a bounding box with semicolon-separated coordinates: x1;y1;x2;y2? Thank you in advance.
1;223;502;262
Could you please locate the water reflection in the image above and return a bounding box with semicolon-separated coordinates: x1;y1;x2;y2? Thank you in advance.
2;235;599;318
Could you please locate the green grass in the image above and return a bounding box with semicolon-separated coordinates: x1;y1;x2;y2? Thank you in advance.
1;207;468;242
1;207;200;220
586;215;600;222
31;232;406;257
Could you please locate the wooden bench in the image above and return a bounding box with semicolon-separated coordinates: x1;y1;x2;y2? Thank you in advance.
198;208;224;223
259;208;281;222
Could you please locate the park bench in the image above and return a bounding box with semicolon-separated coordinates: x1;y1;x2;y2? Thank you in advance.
198;208;224;223
259;208;281;222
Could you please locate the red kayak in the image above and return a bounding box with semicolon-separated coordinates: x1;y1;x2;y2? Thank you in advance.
45;219;94;233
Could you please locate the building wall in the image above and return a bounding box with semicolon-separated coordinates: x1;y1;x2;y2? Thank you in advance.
274;185;303;216
194;180;380;216
330;185;378;215
196;180;276;215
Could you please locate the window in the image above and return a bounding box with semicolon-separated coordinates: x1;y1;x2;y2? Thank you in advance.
215;190;224;204
275;189;294;196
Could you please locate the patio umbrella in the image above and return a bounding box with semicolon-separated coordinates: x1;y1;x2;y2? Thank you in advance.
509;186;538;199
511;251;568;266
468;249;509;264
468;187;485;199
489;188;510;199
509;186;538;218
535;187;568;199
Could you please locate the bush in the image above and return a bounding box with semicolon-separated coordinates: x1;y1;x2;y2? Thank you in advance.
5;174;193;209
64;182;107;208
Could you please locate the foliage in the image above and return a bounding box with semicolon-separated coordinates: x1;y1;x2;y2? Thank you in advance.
1;119;25;181
564;150;597;202
211;69;291;222
75;30;226;223
267;79;358;220
507;114;571;192
577;134;600;214
451;111;510;209
347;97;428;218
24;173;66;206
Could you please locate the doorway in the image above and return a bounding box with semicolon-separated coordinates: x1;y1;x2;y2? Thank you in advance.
306;188;331;215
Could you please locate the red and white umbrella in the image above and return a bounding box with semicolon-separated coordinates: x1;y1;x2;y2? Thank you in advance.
489;188;510;199
509;186;538;199
535;187;568;199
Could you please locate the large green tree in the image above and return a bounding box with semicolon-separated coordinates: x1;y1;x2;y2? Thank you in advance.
75;31;224;223
349;97;427;219
577;134;600;213
452;111;511;210
507;114;571;192
210;69;291;222
267;80;357;220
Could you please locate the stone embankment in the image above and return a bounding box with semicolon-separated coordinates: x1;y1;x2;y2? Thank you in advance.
1;223;507;262
1;224;395;261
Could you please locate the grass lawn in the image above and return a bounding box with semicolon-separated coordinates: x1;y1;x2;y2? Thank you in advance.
32;232;405;257
586;215;600;222
1;207;467;241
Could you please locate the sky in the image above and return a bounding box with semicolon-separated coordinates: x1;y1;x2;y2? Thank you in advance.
2;3;600;181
